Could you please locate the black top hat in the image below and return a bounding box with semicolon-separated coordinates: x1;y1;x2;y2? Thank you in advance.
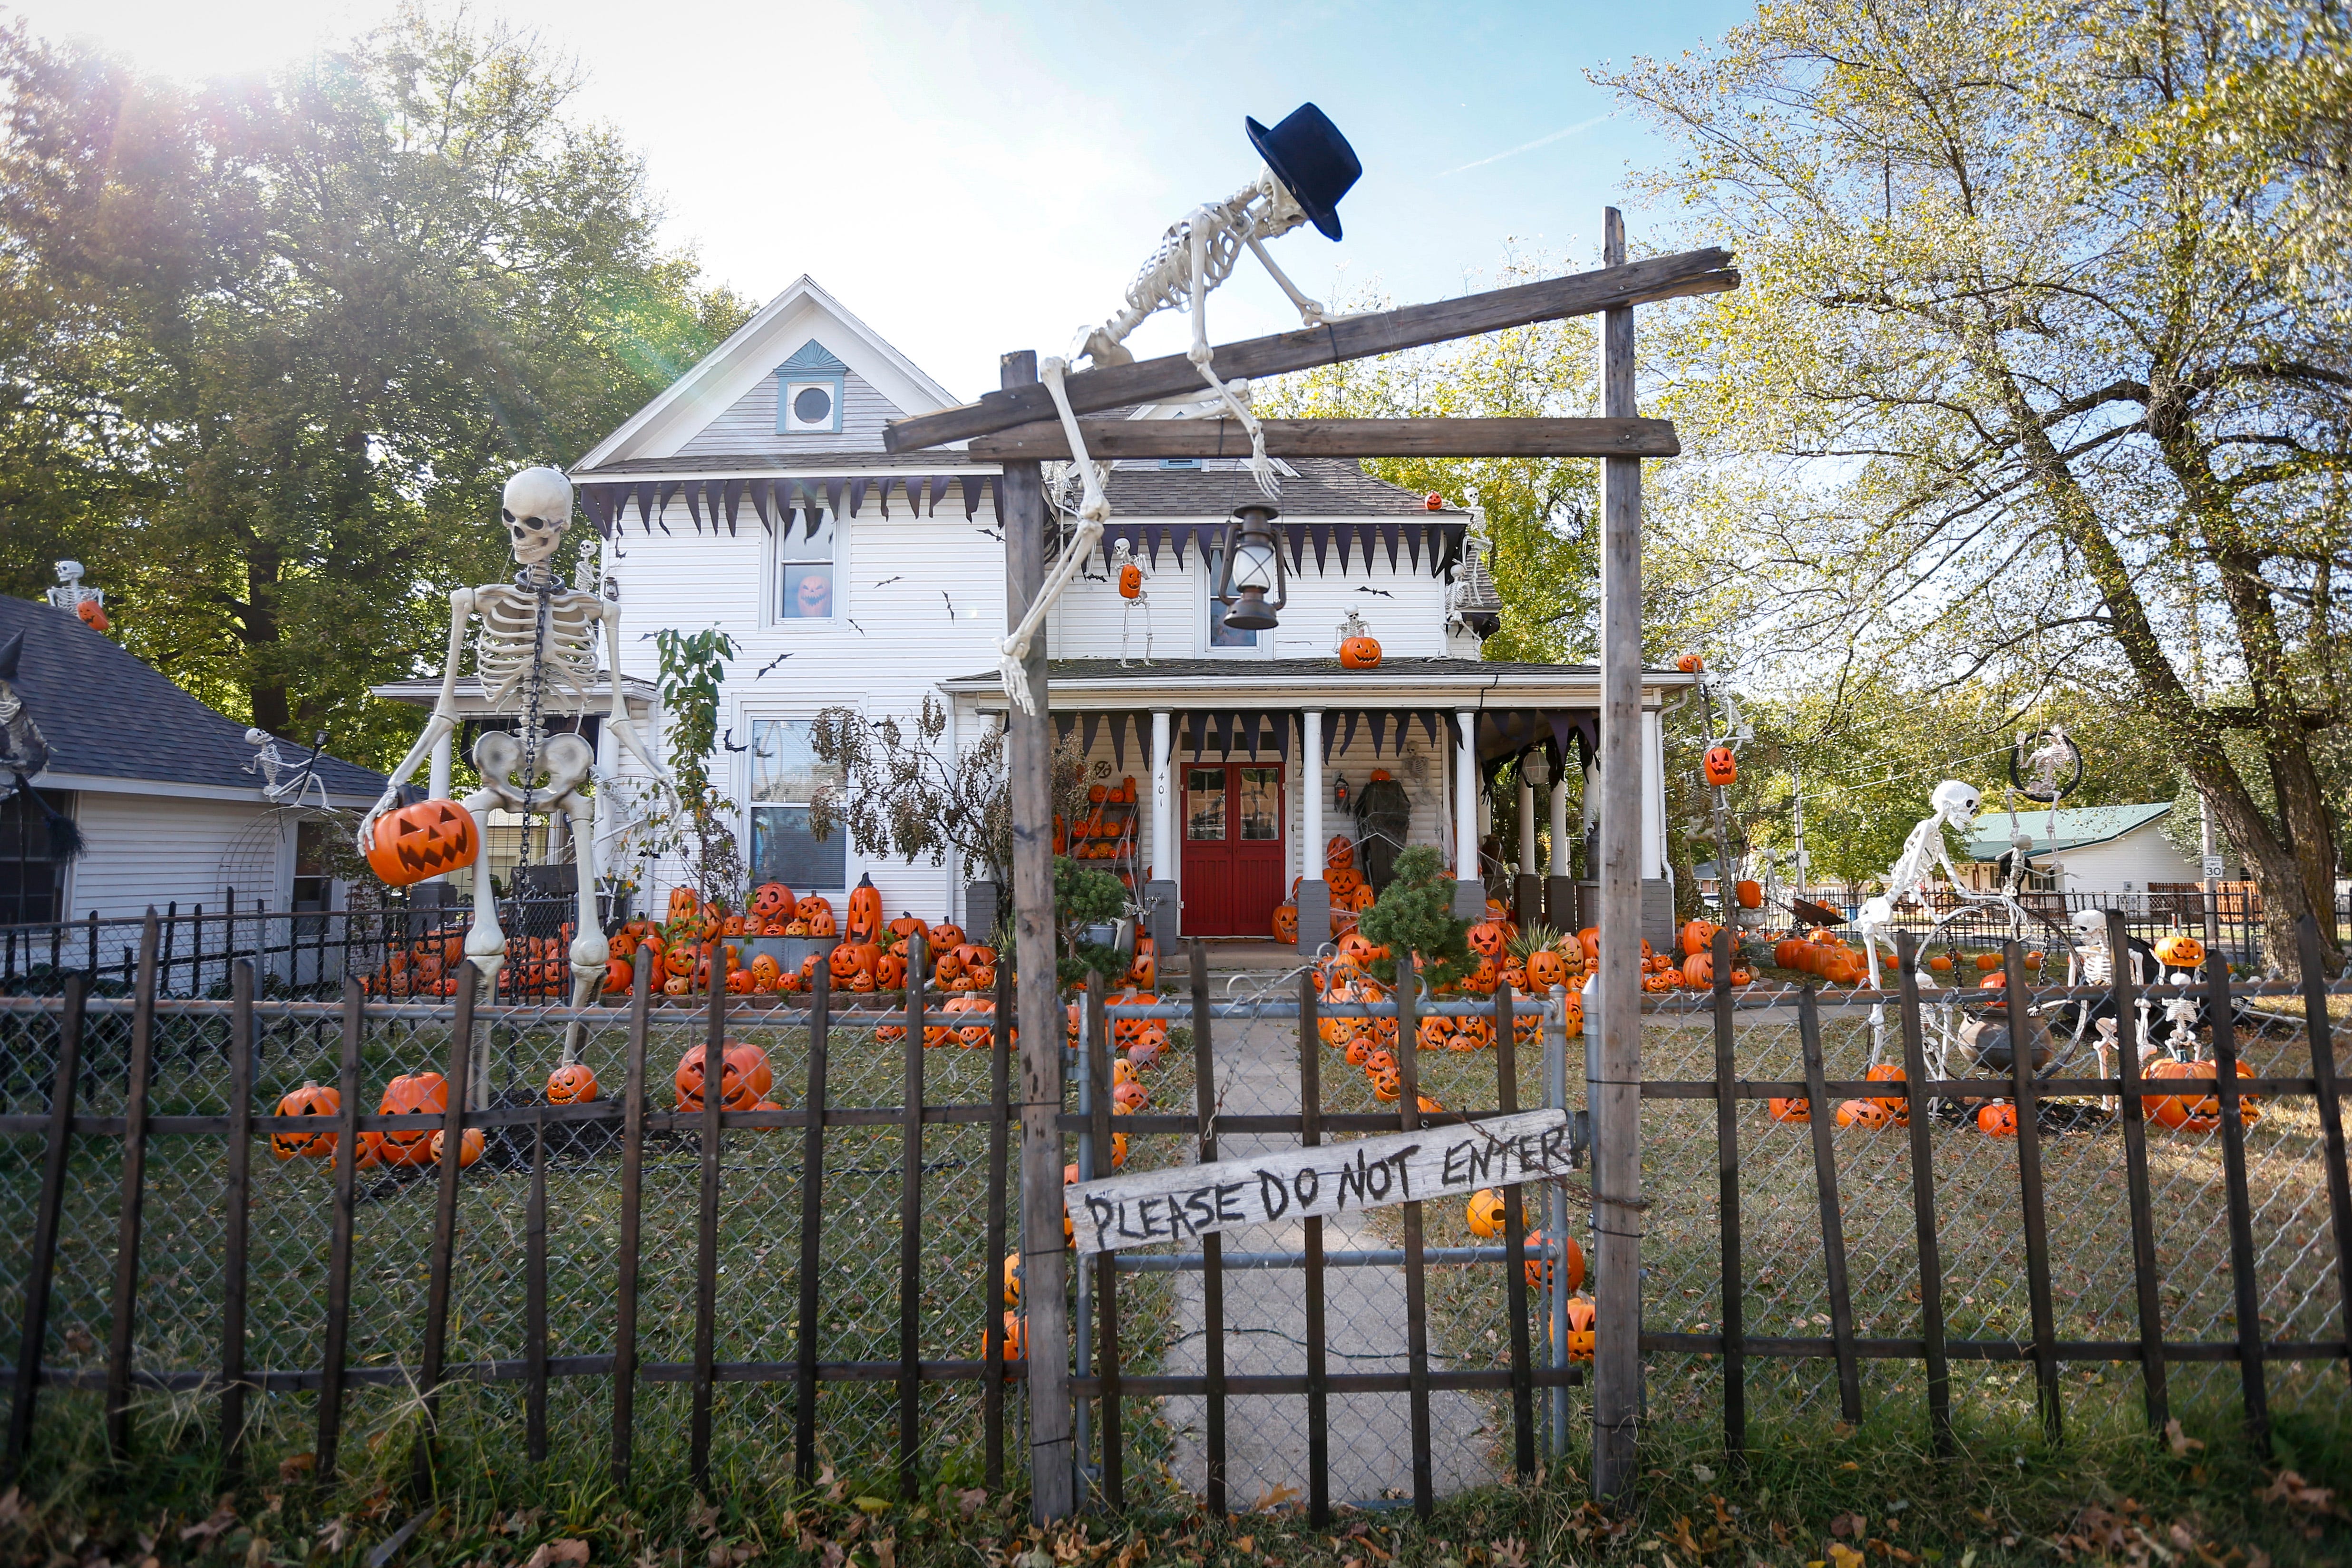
1245;103;1361;241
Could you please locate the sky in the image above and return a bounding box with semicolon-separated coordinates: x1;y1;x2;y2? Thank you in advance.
0;0;1753;402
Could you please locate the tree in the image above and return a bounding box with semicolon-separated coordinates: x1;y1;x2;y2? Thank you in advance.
1357;844;1476;993
1261;256;1601;661
0;13;752;765
1603;0;2351;973
622;629;742;912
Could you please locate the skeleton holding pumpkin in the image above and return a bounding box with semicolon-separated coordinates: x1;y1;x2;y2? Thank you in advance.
360;467;668;1008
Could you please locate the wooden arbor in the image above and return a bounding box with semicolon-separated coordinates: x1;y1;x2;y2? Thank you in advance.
885;214;1738;1517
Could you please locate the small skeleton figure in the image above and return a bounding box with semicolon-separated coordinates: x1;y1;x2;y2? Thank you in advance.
1110;538;1153;666
1855;779;1982;978
361;467;666;1009
46;560;108;632
244;728;333;811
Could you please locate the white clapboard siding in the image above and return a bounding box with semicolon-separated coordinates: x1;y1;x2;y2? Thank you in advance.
676;367;905;458
64;793;285;923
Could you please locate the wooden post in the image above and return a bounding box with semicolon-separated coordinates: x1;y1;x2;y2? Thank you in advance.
2295;917;2352;1391
410;971;478;1494
1003;347;1075;1522
611;948;652;1490
1298;968;1331;1525
2204;950;2268;1451
5;972;84;1480
690;976;727;1490
1708;929;1745;1463
1189;940;1225;1516
1893;934;1952;1454
1798;988;1862;1423
1393;965;1435;1518
2110;912;2170;1430
792;967;833;1483
1086;971;1122;1509
898;942;928;1500
220;960;257;1479
1591;205;1645;1504
2003;941;2062;1446
1496;980;1537;1477
316;980;365;1481
105;912;160;1463
983;961;1013;1491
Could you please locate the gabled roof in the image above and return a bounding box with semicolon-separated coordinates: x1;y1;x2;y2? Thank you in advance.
1965;802;2172;859
1;597;386;799
573;276;960;473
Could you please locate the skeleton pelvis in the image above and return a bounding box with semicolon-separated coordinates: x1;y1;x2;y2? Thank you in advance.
472;730;594;809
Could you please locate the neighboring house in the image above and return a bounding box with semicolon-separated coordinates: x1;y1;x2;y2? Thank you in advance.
0;594;388;941
1963;802;2202;895
383;276;1693;945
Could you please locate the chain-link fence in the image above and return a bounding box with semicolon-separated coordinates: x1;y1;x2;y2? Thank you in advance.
0;923;1020;1502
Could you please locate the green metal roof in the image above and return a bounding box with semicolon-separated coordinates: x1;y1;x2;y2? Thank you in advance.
1965;802;2172;859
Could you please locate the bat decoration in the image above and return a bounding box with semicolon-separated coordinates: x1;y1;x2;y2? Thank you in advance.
754;652;795;678
872;575;904;588
846;618;868;635
1355;586;1394;598
719;726;748;753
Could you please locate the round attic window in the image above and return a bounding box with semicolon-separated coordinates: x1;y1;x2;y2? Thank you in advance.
793;385;835;426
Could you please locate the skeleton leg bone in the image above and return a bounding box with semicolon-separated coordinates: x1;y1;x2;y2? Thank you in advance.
563;783;604;1061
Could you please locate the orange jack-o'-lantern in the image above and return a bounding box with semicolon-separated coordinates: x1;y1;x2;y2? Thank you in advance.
828;943;871;982
1339;633;1382;669
1564;1295;1597;1361
748;953;781;991
929;923;965;954
546;1063;600;1104
874;950;907;989
1977;1101;2020;1137
1676;653;1704;673
1326;835;1355;871
375;1072;449;1166
1526;948;1567;989
1118;562;1143;598
1702;747;1739;787
1768;1096;1810;1124
271;1082;340;1161
428;1127;486;1168
1466;921;1507;959
887;912;927;945
1465;1188;1506;1239
1523;1229;1586;1295
1835;1098;1895;1128
2153;932;2206;968
1271;904;1299;943
668;886;701;923
366;800;479;886
752;882;793;922
846;874;884;944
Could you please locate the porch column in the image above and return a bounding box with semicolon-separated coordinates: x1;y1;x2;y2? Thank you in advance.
1452;709;1484;919
1145;711;1179;955
1296;711;1330;947
1512;766;1538;928
1547;776;1574;931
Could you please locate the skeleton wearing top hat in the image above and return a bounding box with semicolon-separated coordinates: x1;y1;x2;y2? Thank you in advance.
361;467;666;1009
998;104;1364;715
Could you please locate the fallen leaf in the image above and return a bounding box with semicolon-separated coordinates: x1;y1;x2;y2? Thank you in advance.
2165;1419;2205;1457
524;1540;590;1568
957;1490;988;1521
180;1502;238;1544
278;1454;315;1482
314;1519;349;1554
1829;1546;1865;1568
853;1498;891;1517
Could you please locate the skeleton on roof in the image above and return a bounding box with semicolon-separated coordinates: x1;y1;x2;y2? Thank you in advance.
998;105;1363;714
360;467;667;1020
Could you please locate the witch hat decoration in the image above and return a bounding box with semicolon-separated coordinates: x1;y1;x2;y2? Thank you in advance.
1246;103;1361;241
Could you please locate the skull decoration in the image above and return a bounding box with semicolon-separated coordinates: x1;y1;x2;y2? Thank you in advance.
1929;779;1981;828
501;467;573;566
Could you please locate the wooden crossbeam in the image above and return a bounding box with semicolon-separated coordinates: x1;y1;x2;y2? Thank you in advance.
964;417;1678;460
885;246;1737;451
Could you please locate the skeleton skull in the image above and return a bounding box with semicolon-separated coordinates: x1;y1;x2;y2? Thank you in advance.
501;467;573;566
1929;779;1981;827
54;560;84;587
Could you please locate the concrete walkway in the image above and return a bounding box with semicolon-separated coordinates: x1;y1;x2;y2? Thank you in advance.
1156;998;1500;1506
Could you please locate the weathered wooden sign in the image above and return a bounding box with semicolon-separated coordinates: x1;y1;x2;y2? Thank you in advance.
1065;1109;1572;1256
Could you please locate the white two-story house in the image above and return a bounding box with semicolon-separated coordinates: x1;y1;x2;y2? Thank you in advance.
396;277;1687;948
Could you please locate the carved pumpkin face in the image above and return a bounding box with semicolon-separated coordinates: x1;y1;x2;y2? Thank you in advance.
662;944;697;978
929;923;965;953
271;1082;340;1160
546;1063;600;1104
429;1127;486;1168
1326;836;1354;871
1526;949;1567;989
1271;904;1299;942
1564;1295;1597;1362
375;1072;449;1165
1702;747;1739;787
669;887;701;922
1118;562;1143;598
829;943;869;980
664;974;692;997
846;875;884;940
1339;634;1381;669
796;894;831;923
1523;1229;1586;1294
793;571;832;618
366;800;480;886
1464;1188;1505;1238
1768;1096;1811;1124
752;882;793;920
887;913;926;944
1835;1098;1895;1128
1467;922;1508;958
1976;1101;2020;1138
2153;932;2205;968
1369;1068;1401;1101
874;951;907;989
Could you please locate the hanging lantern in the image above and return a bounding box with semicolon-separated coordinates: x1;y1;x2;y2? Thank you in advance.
1214;503;1288;631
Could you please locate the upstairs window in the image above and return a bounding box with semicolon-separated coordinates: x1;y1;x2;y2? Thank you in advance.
778;511;837;621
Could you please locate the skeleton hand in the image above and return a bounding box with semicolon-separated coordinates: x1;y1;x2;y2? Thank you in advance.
356;789;401;854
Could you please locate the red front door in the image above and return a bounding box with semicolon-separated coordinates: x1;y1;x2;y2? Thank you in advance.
1181;763;1286;937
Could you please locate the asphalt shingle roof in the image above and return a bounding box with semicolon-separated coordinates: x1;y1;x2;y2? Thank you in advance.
1104;458;1458;518
0;596;387;798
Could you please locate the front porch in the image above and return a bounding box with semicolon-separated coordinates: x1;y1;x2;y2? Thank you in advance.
941;657;1689;951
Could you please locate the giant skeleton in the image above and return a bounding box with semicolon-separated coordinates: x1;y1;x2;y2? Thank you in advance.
360;467;666;1006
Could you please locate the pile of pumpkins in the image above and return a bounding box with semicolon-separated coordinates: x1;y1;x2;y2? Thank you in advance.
268;1069;492;1171
1919;947;2046;985
1269;834;1382;943
1058;777;1140;861
1641;920;1759;993
1464;1188;1594;1360
603;878;1004;1006
357;927;582;1000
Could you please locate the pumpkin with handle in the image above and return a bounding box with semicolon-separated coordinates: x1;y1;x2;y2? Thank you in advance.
1977;1101;2020;1137
366;800;480;887
2153;932;2206;968
1701;747;1739;787
429;1127;486;1168
1465;1188;1506;1239
1339;631;1382;669
1521;1229;1586;1294
1564;1295;1597;1362
2144;1058;2258;1131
